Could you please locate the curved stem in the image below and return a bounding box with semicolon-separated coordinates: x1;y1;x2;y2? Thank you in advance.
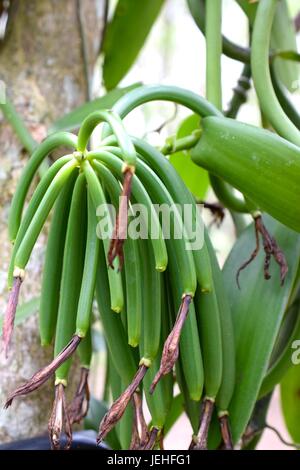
188;0;251;63
78;109;136;167
211;179;248;214
160;131;201;155
0;98;36;154
271;65;300;131
225;64;252;118
205;0;222;110
101;85;223;142
205;0;249;217
251;0;300;146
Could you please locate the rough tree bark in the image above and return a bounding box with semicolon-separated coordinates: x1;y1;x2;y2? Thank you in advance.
0;0;103;442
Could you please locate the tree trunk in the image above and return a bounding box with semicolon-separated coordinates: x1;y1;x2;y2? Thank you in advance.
0;0;103;442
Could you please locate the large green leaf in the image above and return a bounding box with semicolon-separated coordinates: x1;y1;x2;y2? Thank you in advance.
163;394;184;436
280;364;300;443
223;215;300;443
84;396;120;449
49;83;141;133
0;297;39;335
102;0;165;90
170;114;209;199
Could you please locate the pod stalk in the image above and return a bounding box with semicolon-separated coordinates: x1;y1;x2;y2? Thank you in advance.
150;295;192;394
4;335;81;408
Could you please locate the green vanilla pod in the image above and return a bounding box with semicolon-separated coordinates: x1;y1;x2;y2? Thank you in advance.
191;116;300;232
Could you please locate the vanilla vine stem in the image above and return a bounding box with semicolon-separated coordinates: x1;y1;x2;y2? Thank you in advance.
251;0;300;147
0;98;36;154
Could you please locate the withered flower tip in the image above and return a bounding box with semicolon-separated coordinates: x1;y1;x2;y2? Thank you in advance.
2;276;23;358
108;168;133;270
150;295;192;394
130;392;149;449
97;364;148;444
4;335;81;408
48;383;72;450
68;367;90;425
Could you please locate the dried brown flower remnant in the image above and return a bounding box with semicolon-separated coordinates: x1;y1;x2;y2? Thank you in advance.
48;383;72;450
97;364;148;444
5;335;81;408
2;275;23;358
108;168;134;270
236;215;288;288
150;295;192;394
68;367;90;425
131;392;149;449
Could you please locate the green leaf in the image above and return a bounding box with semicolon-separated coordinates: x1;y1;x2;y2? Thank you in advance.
223;215;300;443
84;395;120;449
164;394;184;436
49;83;142;133
235;0;258;26
92;328;105;353
0;297;39;335
102;0;165;90
280;364;300;444
170;114;209;199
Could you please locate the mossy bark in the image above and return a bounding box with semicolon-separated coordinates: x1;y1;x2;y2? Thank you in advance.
0;0;103;443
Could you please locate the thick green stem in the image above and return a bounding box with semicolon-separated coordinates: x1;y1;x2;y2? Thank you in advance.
0;98;36;154
205;0;249;219
187;0;251;64
205;0;222;110
160;131;201;155
271;65;300;131
251;0;300;146
225;64;252;118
